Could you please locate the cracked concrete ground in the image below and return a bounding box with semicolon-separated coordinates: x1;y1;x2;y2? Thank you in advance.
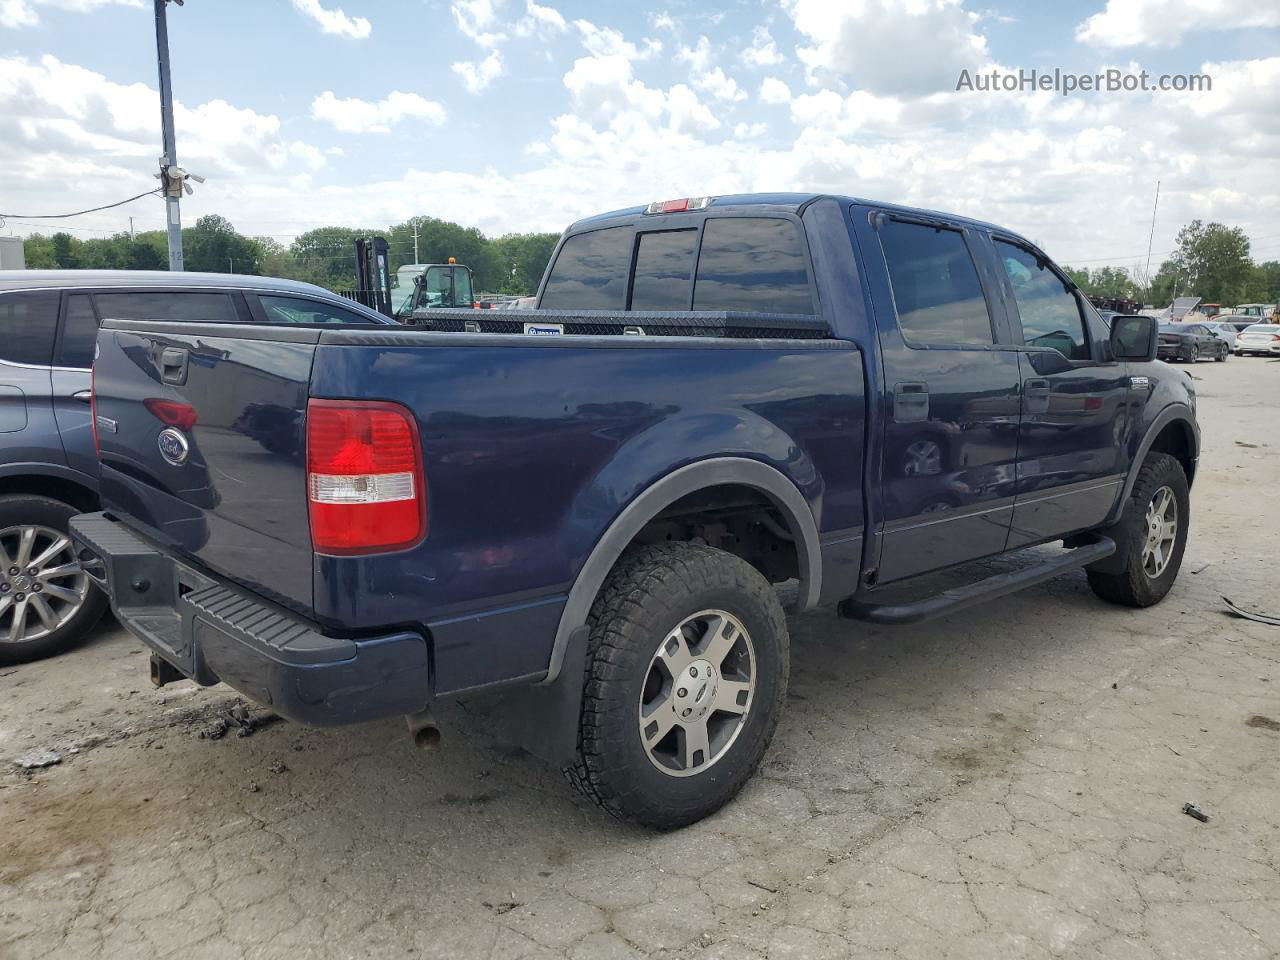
2;358;1279;960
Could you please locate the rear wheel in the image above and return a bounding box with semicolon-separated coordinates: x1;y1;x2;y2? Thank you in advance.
1188;343;1200;362
565;542;789;829
1087;453;1188;608
0;496;107;665
1216;343;1227;361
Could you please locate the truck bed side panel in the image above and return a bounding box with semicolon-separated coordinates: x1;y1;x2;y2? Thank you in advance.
308;335;865;693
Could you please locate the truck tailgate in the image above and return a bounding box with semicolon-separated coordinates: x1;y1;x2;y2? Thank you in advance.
93;321;320;614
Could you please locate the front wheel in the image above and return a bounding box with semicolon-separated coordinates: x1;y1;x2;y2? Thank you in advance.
1087;453;1189;608
565;542;789;829
1188;344;1200;362
1216;344;1228;361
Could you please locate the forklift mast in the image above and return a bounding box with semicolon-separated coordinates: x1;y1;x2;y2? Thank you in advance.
353;236;394;317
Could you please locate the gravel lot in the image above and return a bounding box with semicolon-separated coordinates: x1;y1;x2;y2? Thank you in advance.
2;357;1278;960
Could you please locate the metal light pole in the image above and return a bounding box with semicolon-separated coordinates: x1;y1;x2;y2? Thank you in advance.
155;0;183;270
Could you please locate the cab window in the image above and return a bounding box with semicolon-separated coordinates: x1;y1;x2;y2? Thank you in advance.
995;241;1091;361
540;227;633;310
258;296;377;324
693;218;813;314
0;291;59;365
877;220;993;346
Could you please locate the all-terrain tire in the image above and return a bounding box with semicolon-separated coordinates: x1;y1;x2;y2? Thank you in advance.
0;495;108;665
1086;453;1189;608
564;542;789;829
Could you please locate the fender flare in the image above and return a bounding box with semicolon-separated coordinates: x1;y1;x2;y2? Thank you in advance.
0;461;100;492
1108;403;1198;523
541;457;821;684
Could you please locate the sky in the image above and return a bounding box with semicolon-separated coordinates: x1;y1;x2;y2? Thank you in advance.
1;0;1278;274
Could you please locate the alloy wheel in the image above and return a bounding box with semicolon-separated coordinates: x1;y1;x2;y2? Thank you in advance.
0;525;89;644
637;609;756;777
1141;486;1177;579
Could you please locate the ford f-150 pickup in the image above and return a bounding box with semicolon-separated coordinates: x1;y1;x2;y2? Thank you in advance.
70;193;1199;828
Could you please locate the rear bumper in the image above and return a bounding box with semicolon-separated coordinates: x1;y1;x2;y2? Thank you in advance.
69;512;430;726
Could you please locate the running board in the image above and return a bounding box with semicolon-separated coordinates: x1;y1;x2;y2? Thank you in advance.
838;538;1116;625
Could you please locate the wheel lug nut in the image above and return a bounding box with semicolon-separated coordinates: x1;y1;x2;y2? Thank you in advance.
32;584;42;592
0;583;8;592
689;667;698;678
682;708;692;718
7;567;15;576
15;593;24;601
677;688;687;697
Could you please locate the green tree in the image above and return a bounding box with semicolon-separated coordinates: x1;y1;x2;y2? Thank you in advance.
51;232;80;268
1170;220;1251;304
182;215;263;274
493;232;559;294
290;226;372;288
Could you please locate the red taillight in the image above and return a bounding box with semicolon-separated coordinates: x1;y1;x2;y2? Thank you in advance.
644;196;713;215
306;399;425;555
143;398;198;431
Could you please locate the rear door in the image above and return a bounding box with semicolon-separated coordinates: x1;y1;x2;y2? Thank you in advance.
990;238;1130;547
0;291;61;471
93;322;321;614
856;211;1022;583
51;293;98;478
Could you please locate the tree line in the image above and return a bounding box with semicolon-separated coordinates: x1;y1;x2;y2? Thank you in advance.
19;214;562;296
1064;220;1280;307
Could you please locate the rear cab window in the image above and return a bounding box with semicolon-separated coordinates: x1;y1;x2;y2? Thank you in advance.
539;214;815;315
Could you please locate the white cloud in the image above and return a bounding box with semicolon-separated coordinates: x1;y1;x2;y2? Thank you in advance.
452;51;504;94
574;19;661;60
311;90;446;133
742;26;784;68
289;0;371;40
649;11;676;33
759;76;792;104
781;0;992;95
693;66;747;102
1076;0;1280;48
2;0;141;29
452;0;505;48
734;121;767;138
515;0;566;37
675;36;713;73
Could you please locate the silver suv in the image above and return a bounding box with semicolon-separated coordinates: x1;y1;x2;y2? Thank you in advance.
0;270;392;664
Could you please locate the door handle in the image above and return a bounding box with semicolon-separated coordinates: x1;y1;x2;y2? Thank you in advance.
893;381;929;422
72;390;92;404
1023;377;1050;414
160;347;189;385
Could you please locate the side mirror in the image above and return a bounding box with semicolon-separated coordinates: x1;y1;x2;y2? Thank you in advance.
1109;314;1157;362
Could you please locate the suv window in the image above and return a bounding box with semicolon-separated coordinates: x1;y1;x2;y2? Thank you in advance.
60;294;99;368
877;220;993;346
0;291;59;365
258;295;376;324
693;218;813;314
995;241;1091;361
540;227;633;310
631;230;697;310
94;291;238;323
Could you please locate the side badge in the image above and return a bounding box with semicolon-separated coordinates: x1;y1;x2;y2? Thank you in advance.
157;427;190;466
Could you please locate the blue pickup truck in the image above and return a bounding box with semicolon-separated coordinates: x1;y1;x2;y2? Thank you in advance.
71;194;1198;828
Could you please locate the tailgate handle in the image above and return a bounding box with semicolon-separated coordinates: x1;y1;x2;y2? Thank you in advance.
893;381;929;422
160;347;189;385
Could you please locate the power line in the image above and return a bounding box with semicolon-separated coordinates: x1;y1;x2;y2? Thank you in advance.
0;189;162;224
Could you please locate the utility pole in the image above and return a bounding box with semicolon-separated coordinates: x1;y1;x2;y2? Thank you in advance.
1144;180;1160;292
155;0;185;271
412;218;420;263
128;216;135;240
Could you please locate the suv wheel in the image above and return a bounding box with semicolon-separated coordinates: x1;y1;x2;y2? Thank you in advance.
0;495;108;665
1086;453;1189;608
565;542;789;829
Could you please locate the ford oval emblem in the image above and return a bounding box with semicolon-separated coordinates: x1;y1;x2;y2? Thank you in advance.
157;427;190;466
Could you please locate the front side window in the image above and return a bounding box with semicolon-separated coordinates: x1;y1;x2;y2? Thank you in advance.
631;230;697;310
60;294;99;368
877;220;993;346
258;296;377;324
94;291;238;323
995;241;1090;361
693;218;813;314
0;291;59;365
540;226;633;310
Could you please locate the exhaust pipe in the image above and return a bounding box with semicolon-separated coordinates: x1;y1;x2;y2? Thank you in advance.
405;708;441;750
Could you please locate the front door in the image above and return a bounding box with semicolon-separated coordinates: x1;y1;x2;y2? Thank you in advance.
989;239;1130;547
860;213;1022;583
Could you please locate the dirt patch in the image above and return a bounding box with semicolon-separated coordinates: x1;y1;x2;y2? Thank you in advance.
1246;715;1280;732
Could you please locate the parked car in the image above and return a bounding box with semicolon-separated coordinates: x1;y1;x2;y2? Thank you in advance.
1218;314;1259;334
1157;322;1229;362
71;194;1198;828
1204;321;1241;348
1234;323;1280;356
0;270;393;664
